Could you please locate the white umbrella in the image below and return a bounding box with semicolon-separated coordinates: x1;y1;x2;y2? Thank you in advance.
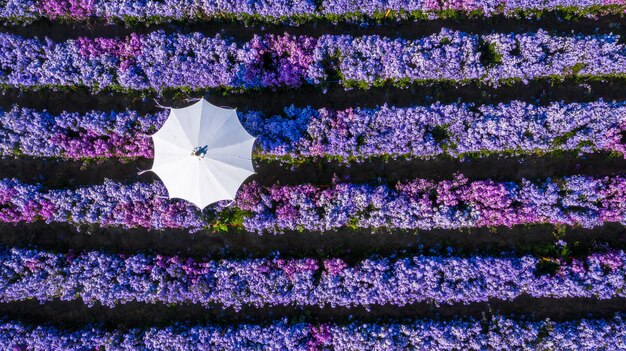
147;98;256;209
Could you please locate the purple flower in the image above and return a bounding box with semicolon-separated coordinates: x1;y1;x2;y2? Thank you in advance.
3;100;625;161
2;0;623;24
0;247;624;308
1;30;624;90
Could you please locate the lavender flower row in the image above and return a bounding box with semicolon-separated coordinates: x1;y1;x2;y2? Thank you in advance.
2;174;626;232
4;100;625;160
0;0;317;23
1;29;624;90
0;106;166;159
1;0;624;24
1;315;625;350
322;0;626;18
249;100;626;159
1;246;624;309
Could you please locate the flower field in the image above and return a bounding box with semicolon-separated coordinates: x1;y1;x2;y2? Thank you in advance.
0;0;626;350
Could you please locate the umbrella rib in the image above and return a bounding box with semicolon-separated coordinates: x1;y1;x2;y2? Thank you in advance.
150;156;190;174
205;157;255;177
199;161;233;200
202;162;251;200
206;137;256;155
169;110;198;148
200;110;237;147
153;136;193;155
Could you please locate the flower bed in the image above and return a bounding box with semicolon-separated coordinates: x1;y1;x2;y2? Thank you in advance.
2;100;625;161
1;175;626;232
1;0;624;24
0;247;624;308
0;107;165;159
1;315;625;350
1;30;624;91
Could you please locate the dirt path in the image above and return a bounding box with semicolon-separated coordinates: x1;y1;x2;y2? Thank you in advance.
2;13;623;42
1;222;623;260
1;296;624;329
1;152;626;188
2;78;625;116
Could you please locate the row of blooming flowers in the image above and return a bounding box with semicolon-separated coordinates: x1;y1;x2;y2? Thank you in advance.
1;29;625;90
1;174;626;232
0;246;624;309
1;0;624;24
2;100;626;160
1;315;625;350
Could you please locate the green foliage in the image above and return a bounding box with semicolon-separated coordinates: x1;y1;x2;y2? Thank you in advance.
438;9;461;20
569;62;586;76
406;10;430;21
211;207;249;232
439;37;452;45
430;125;449;144
346;217;360;230
4;4;626;28
553;127;585;146
478;40;503;67
535;257;561;276
552;225;567;239
343;79;371;90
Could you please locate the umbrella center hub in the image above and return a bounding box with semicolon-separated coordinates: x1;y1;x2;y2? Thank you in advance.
192;145;209;159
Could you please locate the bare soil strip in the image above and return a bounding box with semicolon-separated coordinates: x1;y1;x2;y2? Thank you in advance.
2;152;626;188
1;78;624;117
1;296;624;329
1;14;624;42
0;222;623;260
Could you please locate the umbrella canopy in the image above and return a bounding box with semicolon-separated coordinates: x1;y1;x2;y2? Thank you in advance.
148;98;256;209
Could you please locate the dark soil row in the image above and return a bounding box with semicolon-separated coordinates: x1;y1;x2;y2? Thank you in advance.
1;221;623;261
2;78;625;116
1;13;623;42
2;152;626;188
2;296;625;329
